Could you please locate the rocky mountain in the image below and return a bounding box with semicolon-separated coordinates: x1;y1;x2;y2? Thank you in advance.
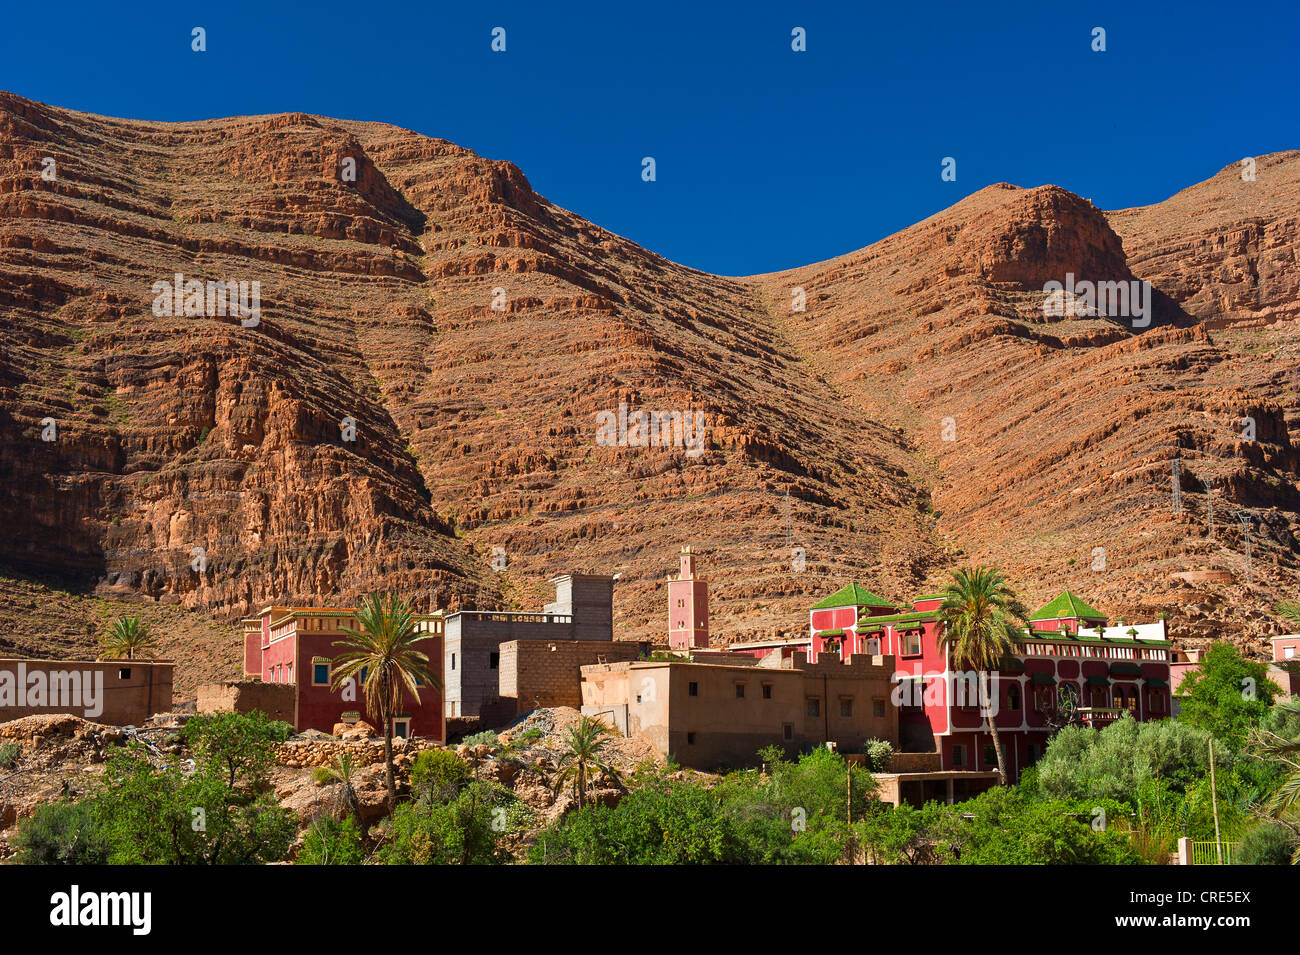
1;91;1296;679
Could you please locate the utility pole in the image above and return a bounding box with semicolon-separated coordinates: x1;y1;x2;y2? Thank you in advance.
1203;478;1214;537
1209;739;1223;864
1171;458;1182;514
1237;512;1253;588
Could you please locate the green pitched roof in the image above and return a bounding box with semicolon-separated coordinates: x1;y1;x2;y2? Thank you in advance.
811;583;894;611
1029;591;1106;622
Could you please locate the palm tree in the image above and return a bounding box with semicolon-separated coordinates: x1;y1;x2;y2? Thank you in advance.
937;566;1031;786
554;716;617;810
99;616;157;660
1249;697;1300;862
317;752;366;833
330;593;439;806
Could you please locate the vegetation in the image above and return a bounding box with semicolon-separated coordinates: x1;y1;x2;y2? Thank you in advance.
331;592;440;805
99;615;158;660
936;566;1031;785
554;716;616;810
1177;642;1280;748
14;712;296;865
298;817;365;865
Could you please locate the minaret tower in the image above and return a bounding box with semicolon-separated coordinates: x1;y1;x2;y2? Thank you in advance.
668;546;709;650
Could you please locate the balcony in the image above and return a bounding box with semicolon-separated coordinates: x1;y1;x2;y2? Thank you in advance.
1076;706;1125;728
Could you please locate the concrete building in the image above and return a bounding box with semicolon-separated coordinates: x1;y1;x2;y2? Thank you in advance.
444;573;616;719
580;650;898;770
242;606;444;740
0;657;173;725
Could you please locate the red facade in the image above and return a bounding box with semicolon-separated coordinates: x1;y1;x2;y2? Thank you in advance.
242;607;444;741
738;586;1176;782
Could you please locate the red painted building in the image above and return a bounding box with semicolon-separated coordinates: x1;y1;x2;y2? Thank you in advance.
242;606;444;741
730;583;1174;783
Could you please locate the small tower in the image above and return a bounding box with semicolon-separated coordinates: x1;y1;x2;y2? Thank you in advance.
668;546;709;650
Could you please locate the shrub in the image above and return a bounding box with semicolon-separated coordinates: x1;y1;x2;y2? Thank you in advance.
1237;822;1297;865
13;801;112;865
864;738;895;772
378;781;507;865
411;748;472;803
298;817;365;865
0;741;20;769
461;730;498;747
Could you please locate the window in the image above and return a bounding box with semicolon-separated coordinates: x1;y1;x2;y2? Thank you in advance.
873;698;886;718
118;668;131;680
677;620;684;629
1007;685;1020;711
313;662;330;685
983;745;997;769
686;732;696;745
489;652;499;670
451;652;456;671
840;698;853;718
782;723;794;741
952;744;966;768
902;632;922;656
1287;647;1295;659
762;683;772;699
688;681;699;697
393;718;410;739
677;598;685;608
735;683;745;699
806;697;821;718
1149;691;1163;713
286;664;292;683
1027;743;1040;764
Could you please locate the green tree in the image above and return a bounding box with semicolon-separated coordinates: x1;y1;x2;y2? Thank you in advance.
91;743;296;864
100;615;157;660
937;566;1031;785
1177;642;1279;748
184;710;291;790
331;592;440;806
554;716;617;810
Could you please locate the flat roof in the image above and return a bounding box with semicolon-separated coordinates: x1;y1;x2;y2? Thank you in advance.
0;657;175;666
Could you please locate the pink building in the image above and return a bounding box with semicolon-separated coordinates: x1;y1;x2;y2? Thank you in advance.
668;547;709;650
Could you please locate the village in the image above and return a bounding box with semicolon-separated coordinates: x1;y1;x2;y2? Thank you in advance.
4;544;1298;867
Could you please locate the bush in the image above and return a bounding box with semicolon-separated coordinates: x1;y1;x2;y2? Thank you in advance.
298;817;365;865
411;748;472;803
864;738;895;772
0;741;20;769
1236;822;1297;865
13;801;112;865
378;781;508;864
461;730;498;747
1034;715;1216;803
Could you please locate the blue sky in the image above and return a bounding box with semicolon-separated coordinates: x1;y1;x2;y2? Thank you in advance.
2;0;1295;275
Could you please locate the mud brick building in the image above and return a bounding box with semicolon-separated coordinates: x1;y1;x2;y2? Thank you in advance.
0;657;173;725
580;650;898;769
443;573;616;719
242;606;444;740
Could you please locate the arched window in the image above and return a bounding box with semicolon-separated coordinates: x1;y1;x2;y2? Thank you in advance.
1007;685;1021;711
